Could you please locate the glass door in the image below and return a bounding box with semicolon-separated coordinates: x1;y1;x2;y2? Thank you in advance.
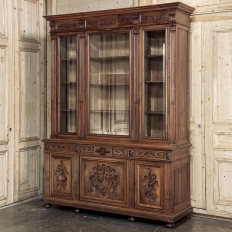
59;36;78;133
88;33;130;136
144;30;166;138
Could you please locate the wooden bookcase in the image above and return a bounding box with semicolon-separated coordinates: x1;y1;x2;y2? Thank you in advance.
43;2;194;227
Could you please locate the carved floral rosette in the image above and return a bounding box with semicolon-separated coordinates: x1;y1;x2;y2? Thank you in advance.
89;164;120;197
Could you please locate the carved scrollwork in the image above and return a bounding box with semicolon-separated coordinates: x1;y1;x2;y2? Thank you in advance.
112;149;127;157
80;146;94;153
119;14;141;25
49;144;75;152
89;164;120;196
55;160;68;192
143;168;158;201
153;12;169;21
135;150;165;159
57;22;78;29
141;12;169;23
95;147;110;156
99;17;117;26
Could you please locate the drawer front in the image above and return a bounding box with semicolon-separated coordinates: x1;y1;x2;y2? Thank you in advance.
135;161;165;211
80;156;131;207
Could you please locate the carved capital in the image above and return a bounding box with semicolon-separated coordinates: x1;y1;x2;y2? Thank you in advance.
50;33;57;40
169;11;176;21
169;24;176;31
44;144;49;150
166;152;172;160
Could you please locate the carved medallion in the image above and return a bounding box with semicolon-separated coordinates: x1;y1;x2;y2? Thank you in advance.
89;164;120;197
143;169;158;201
55;160;69;192
95;147;110;156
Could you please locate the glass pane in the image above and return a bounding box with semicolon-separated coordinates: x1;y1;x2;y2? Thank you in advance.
144;30;166;138
89;33;130;135
60;36;77;133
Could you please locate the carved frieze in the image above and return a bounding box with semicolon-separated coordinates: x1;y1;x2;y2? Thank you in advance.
141;12;169;23
119;14;141;25
135;150;165;159
95;147;110;156
98;16;118;27
45;144;77;152
112;148;128;157
89;164;120;197
143;168;158;201
80;146;94;153
55;160;69;192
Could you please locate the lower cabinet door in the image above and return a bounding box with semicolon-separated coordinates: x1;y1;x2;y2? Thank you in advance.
49;153;74;199
135;161;165;211
80;156;131;207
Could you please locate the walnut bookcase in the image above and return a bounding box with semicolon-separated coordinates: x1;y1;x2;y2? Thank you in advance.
43;2;194;227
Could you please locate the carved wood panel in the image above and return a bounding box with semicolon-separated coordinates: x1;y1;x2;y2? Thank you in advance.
80;157;128;205
50;154;73;197
135;161;164;210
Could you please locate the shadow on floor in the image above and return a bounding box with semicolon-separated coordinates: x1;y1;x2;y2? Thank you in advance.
0;198;232;232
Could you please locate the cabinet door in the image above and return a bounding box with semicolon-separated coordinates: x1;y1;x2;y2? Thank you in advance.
80;156;132;207
142;29;166;139
59;35;78;134
49;153;74;198
88;32;130;136
135;161;165;211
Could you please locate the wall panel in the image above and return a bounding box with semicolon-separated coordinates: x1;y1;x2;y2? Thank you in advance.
19;0;39;42
0;151;8;200
19;49;40;141
18;146;40;196
0;46;8;144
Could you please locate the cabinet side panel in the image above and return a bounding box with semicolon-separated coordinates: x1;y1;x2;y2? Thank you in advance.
174;158;190;210
177;27;189;142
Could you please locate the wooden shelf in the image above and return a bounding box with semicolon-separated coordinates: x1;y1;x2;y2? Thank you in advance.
90;56;129;61
61;109;76;112
60;58;77;61
61;82;77;84
145;54;164;59
145;111;165;115
90;110;129;113
145;80;164;84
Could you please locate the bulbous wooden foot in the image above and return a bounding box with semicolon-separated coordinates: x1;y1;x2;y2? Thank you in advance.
74;208;80;213
44;203;51;208
165;222;174;228
128;216;136;222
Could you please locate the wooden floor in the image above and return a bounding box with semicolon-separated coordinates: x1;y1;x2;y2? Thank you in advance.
0;198;232;232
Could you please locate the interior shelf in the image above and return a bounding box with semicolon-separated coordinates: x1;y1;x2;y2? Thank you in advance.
145;111;165;115
61;109;76;112
145;55;164;59
90;56;129;61
90;110;129;113
61;82;77;84
145;80;164;84
61;58;77;61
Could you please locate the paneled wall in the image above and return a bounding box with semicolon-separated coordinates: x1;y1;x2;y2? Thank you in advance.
0;0;45;207
46;0;232;218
